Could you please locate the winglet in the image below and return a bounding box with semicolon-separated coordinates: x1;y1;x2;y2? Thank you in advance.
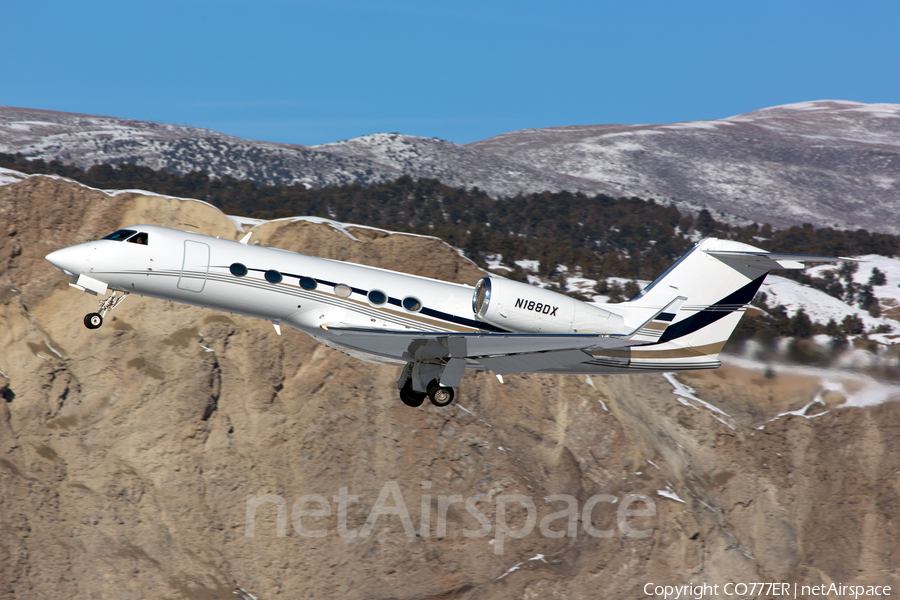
625;296;686;344
239;231;253;244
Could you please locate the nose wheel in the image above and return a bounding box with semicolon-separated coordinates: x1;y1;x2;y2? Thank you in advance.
83;291;129;329
84;313;103;329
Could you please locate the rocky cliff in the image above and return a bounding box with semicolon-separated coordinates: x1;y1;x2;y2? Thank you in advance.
1;176;898;599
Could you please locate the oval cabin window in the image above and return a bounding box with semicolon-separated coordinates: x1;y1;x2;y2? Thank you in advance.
402;297;422;312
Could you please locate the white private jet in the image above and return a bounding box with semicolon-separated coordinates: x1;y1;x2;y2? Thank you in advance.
45;224;852;407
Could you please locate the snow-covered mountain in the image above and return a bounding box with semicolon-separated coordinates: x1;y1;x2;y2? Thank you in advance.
310;133;614;198
471;101;900;233
0;107;616;198
2;101;898;233
0;106;403;188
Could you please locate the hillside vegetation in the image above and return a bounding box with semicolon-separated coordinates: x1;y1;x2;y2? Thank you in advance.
3;153;898;341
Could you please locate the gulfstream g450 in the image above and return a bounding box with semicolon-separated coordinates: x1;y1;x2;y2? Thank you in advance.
45;225;852;407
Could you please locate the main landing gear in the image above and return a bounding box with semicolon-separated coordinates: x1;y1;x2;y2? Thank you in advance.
83;291;129;329
399;379;455;408
398;362;457;408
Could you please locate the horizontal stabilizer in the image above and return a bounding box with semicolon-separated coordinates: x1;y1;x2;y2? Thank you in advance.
705;250;862;270
624;296;686;344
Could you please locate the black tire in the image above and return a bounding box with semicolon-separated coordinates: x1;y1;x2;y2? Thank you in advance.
427;380;454;407
399;382;426;407
84;313;103;329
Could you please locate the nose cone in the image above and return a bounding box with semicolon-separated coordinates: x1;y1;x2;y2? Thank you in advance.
45;245;87;275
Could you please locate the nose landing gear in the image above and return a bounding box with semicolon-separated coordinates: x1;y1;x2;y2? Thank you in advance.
84;313;103;329
83;291;129;329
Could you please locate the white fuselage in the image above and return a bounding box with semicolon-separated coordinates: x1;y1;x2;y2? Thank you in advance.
47;225;497;362
49;224;793;383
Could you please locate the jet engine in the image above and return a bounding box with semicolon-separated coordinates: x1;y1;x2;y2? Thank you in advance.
472;277;624;334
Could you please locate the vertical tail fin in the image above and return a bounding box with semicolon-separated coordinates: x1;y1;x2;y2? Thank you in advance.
589;239;856;372
623;238;857;367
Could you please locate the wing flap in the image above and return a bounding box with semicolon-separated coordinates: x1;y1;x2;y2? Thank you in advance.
324;328;612;358
479;349;593;376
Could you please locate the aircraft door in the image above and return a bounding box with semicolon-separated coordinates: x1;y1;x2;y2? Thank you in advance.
177;240;210;292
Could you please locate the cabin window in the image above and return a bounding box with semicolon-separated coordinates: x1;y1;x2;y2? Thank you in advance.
102;229;137;241
127;232;149;245
265;270;283;284
299;277;317;290
230;263;248;277
402;296;422;312
334;284;352;298
368;290;387;305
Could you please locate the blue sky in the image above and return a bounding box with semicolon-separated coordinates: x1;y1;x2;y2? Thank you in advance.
3;0;899;145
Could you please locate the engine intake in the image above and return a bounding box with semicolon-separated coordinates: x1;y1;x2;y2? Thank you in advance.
473;277;624;334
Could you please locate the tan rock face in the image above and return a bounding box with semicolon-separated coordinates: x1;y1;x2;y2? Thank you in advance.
1;176;898;599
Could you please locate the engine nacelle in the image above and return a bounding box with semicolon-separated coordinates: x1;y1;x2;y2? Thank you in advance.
472;277;624;334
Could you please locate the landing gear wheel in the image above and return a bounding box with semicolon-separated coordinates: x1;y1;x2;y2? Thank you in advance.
427;380;455;407
399;382;426;407
84;313;103;329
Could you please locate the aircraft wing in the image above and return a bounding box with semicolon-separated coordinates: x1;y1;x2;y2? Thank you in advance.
314;294;687;377
322;328;623;360
322;295;686;366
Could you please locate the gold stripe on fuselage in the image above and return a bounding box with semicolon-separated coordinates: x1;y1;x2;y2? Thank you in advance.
588;341;727;361
139;268;482;333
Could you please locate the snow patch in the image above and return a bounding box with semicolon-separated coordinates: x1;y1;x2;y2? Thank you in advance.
662;372;735;429
496;554;548;580
758;390;831;429
514;259;540;272
722;354;900;410
228;214;448;246
659;121;721;131
0;167;27;186
760;271;898;344
485;254;511;272
44;341;63;359
657;488;686;503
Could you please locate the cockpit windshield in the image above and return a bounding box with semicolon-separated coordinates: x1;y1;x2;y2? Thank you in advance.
102;229;149;245
127;232;149;245
102;229;138;241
